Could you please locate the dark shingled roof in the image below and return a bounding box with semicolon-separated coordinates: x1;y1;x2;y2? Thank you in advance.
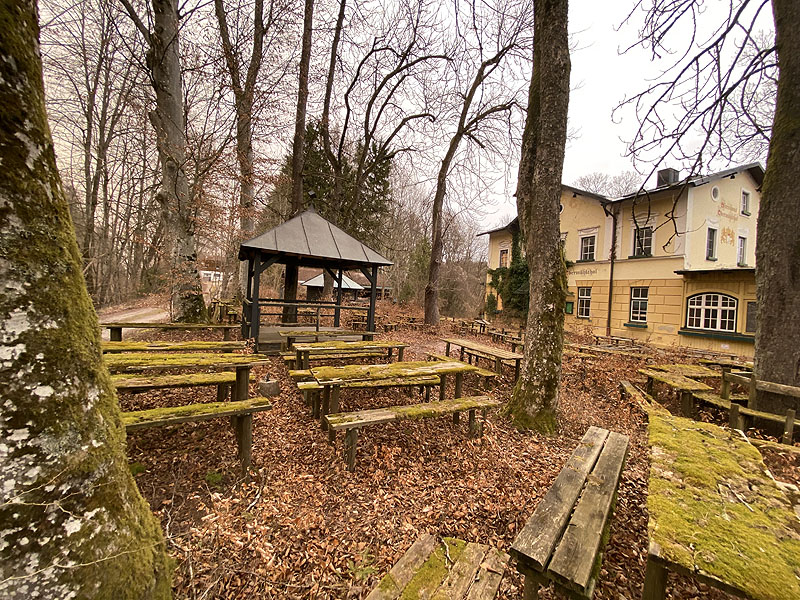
238;207;393;267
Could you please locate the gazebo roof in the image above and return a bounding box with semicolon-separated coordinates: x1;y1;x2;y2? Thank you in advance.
238;207;393;269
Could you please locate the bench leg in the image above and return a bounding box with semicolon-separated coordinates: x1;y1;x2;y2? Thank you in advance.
398;347;404;361
110;326;122;342
522;573;541;600
468;409;476;436
234;414;253;472
312;390;321;418
216;383;229;402
439;374;448;402
680;391;694;418
783;409;796;445
494;356;502;375
645;376;654;396
453;412;460;425
425;385;431;402
642;556;667;600
454;372;463;399
223;328;231;341
235;366;250;402
345;428;359;471
729;402;742;430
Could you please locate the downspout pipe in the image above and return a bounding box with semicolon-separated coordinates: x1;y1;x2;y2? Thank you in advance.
602;202;618;337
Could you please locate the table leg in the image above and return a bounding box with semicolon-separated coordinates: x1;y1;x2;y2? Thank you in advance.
235;414;253;472
110;326;122;342
445;341;451;357
223;328;231;341
387;347;393;361
642;556;668;600
514;359;520;381
398;347;404;361
494;356;502;375
216;384;229;402
321;386;331;427
459;347;465;361
303;350;310;370
235;366;250;402
468;409;476;436
296;348;303;370
454;372;463;399
439;374;448;402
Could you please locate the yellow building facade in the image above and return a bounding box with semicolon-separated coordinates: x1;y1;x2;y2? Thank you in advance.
482;164;763;357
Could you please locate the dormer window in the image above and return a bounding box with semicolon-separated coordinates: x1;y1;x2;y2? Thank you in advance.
741;190;751;216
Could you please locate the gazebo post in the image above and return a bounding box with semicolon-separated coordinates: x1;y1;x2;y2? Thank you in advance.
367;265;378;336
334;269;343;327
251;253;261;342
242;256;254;338
283;260;298;324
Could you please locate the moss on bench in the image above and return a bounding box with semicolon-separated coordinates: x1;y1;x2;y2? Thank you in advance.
105;352;263;372
123;396;272;430
647;412;800;600
326;396;501;429
102;340;246;353
112;371;243;391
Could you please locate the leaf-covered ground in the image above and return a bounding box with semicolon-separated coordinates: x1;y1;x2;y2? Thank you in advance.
119;311;798;599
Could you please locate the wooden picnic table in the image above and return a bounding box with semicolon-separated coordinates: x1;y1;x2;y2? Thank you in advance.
649;363;720;379
102;340;247;353
111;353;266;402
639;368;712;417
100;321;238;341
279;329;375;350
442;338;523;380
642;409;800;600
698;357;754;371
292;340;407;369
309;360;479;421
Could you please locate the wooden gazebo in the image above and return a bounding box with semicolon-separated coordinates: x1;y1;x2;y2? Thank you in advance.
238;207;393;340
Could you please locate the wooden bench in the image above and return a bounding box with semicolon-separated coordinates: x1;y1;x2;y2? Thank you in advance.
324;396;501;470
281;350;384;370
365;533;508;599
122;396;271;471
426;353;498;387
510;426;629;599
296;375;442;423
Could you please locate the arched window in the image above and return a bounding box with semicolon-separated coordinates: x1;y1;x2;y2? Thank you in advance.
686;293;738;332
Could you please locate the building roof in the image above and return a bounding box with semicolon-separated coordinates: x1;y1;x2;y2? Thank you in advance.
610;163;765;203
301;273;364;290
238;207;393;268
477;163;765;237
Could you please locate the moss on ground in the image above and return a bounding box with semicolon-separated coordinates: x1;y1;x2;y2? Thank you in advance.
647;412;800;600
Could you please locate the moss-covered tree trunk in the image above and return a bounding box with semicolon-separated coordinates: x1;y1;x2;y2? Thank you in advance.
754;0;800;415
506;0;570;432
0;2;172;596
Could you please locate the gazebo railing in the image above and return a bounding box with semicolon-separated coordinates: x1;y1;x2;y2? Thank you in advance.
241;298;369;338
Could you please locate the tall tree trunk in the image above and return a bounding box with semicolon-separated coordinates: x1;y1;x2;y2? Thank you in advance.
149;0;206;321
121;0;207;321
424;140;459;325
754;0;800;415
284;0;314;323
0;2;172;596
214;0;265;298
506;0;570;432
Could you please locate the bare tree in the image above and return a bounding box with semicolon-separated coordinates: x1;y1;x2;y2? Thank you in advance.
573;170;642;197
506;0;571;431
120;0;207;321
282;0;315;323
0;2;171;594
423;0;530;325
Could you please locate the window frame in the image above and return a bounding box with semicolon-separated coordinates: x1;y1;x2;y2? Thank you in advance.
498;248;509;268
740;190;751;216
706;228;717;260
632;226;653;257
629;287;649;323
737;236;747;266
577;287;591;318
686;293;738;333
579;235;596;262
